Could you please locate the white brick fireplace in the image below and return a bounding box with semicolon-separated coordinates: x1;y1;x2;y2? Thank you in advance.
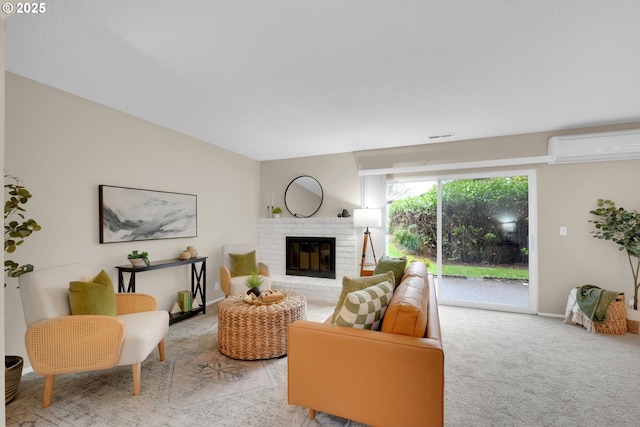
257;217;357;301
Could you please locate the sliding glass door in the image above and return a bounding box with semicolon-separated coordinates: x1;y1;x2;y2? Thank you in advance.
387;170;537;314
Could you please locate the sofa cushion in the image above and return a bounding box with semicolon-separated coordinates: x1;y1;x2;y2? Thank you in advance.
381;274;430;337
69;269;117;316
116;310;169;365
400;260;429;281
373;255;407;287
332;280;394;330
229;250;258;277
331;271;396;323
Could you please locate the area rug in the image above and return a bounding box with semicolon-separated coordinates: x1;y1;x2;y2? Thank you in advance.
7;300;640;426
6;300;367;427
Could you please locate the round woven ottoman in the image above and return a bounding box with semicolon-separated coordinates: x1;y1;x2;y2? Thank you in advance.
218;291;307;360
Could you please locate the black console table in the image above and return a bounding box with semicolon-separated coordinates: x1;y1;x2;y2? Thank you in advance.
116;257;207;325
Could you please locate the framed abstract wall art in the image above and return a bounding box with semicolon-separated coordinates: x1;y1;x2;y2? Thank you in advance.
99;185;197;243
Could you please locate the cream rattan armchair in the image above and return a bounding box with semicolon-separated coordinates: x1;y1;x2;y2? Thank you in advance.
18;263;169;408
220;243;271;296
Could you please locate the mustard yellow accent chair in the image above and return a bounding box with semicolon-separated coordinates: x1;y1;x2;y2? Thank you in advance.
18;263;169;408
219;243;271;296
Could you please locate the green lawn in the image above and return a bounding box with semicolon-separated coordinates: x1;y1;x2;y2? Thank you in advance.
387;245;529;281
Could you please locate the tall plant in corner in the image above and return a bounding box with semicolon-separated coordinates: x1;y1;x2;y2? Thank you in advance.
4;175;41;284
590;199;640;310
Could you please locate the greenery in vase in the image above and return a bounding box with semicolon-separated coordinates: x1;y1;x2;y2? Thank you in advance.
127;250;150;266
590;198;640;310
272;207;282;214
245;271;264;288
4;175;42;282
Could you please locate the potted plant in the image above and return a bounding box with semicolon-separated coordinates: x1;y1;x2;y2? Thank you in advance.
245;271;263;297
127;250;150;267
272;207;282;218
4;175;41;403
590;199;640;310
4;175;41;282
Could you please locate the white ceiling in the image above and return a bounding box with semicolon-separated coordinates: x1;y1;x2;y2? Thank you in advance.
5;1;640;161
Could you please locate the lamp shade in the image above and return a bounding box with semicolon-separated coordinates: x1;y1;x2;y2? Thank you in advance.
353;208;382;228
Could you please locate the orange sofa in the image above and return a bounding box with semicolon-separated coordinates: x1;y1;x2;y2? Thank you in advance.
288;261;444;427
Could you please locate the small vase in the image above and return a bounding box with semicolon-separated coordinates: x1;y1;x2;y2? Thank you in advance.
186;246;198;258
179;250;191;260
273;213;280;218
247;287;262;297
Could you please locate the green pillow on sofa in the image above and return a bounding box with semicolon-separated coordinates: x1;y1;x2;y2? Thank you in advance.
333;280;394;330
373;255;407;287
331;271;395;323
229;250;258;277
69;269;117;316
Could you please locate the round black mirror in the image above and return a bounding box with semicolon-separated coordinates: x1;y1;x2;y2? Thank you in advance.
284;175;323;218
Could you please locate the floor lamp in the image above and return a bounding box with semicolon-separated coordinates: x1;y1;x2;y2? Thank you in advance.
353;208;382;276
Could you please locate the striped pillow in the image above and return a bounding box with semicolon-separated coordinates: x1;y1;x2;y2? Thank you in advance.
333;280;394;330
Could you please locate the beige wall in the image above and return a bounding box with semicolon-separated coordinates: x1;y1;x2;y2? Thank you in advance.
261;122;640;317
537;159;639;315
4;73;260;366
260;152;361;219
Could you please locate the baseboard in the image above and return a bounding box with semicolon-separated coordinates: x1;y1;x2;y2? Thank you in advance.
537;312;564;319
208;296;225;305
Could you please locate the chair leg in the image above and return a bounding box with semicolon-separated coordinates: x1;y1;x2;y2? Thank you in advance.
132;363;141;395
42;375;55;408
158;339;165;361
309;409;316;420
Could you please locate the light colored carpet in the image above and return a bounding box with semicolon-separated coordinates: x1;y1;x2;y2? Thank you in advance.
6;301;640;426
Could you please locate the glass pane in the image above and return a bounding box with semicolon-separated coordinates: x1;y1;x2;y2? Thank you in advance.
388;175;530;311
310;242;320;270
387;179;438;266
320;243;331;271
440;176;529;307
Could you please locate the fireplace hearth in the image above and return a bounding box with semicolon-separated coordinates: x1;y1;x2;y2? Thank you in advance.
286;236;336;279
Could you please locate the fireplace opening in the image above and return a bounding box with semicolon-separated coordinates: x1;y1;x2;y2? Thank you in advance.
286;236;336;279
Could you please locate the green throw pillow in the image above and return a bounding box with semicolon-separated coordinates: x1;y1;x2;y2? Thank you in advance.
331;271;395;323
229;250;258;277
69;269;117;316
333;281;394;330
373;255;407;287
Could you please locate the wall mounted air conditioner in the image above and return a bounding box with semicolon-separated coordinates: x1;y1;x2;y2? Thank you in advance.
548;128;640;164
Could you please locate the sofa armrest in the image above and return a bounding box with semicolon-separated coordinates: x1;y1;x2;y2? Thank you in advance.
288;321;444;427
25;315;125;376
115;293;158;314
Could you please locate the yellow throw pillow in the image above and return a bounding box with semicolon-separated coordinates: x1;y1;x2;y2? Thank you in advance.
69;269;117;316
229;250;258;277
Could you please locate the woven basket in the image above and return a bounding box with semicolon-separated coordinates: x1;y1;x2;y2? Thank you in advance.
594;294;627;335
5;356;23;404
218;292;307;360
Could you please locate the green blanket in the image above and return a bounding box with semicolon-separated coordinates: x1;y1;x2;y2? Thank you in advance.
576;284;622;324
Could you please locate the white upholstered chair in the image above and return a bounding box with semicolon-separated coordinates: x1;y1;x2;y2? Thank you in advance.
219;243;271;296
18;263;169;407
